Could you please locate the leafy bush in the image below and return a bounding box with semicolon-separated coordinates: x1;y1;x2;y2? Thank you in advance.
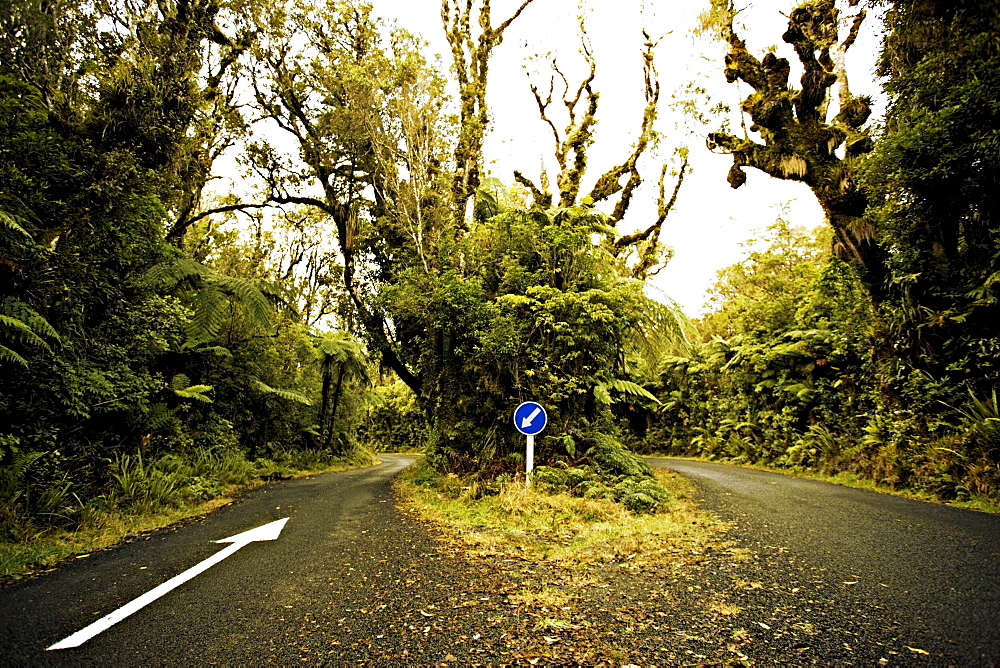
531;434;670;514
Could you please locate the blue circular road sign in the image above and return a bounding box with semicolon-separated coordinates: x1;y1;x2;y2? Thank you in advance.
514;401;547;436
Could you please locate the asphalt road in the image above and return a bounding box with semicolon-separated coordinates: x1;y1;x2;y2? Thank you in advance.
0;455;514;665
4;454;999;665
647;457;1000;663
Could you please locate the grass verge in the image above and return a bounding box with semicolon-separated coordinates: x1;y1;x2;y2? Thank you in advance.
0;448;376;583
395;460;725;569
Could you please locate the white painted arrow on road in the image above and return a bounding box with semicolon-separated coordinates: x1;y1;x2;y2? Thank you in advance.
520;407;542;429
47;517;289;650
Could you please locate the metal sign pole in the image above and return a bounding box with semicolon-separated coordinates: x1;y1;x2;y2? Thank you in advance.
526;433;535;486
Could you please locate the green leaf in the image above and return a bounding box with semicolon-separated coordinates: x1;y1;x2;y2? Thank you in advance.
252;379;313;406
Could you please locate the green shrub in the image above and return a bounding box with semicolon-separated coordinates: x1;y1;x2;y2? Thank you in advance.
361;381;428;452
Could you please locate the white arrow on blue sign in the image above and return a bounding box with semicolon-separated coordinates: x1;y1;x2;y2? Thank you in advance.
514;401;547;436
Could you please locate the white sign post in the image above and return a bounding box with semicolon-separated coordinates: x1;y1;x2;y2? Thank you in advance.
513;401;547;486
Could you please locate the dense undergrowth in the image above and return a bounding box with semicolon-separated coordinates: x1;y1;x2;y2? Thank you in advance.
0;446;374;580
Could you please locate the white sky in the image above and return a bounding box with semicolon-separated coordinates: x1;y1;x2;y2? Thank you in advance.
370;0;884;315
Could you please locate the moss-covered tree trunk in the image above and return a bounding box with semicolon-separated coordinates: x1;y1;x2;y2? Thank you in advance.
707;0;887;305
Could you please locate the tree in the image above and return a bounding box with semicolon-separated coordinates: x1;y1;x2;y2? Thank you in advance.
514;23;689;280
862;1;1000;394
705;0;886;302
248;0;450;391
245;0;696;477
315;331;370;453
648;221;873;470
442;0;538;235
700;218;829;337
0;0;304;488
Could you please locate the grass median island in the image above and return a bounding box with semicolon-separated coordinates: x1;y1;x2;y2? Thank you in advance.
396;460;738;663
0;447;376;582
395;459;724;569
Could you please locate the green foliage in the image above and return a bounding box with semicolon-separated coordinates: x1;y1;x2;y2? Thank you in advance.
388;192;689;479
143;257;286;348
539;432;669;513
531;433;669;514
644;211;1000;503
700;219;830;337
0;297;60;366
361;381;428;452
644;222;876;470
0;1;373;542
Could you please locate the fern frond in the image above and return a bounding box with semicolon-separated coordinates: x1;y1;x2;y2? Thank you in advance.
0;344;29;366
604;378;661;403
142;257;211;290
0;450;45;499
214;275;274;333
256;279;298;318
184;285;227;345
252;379;313;406
147;403;175;430
625;290;697;377
173;384;214;403
0;314;50;349
2;299;60;341
0;208;32;239
0;299;59;365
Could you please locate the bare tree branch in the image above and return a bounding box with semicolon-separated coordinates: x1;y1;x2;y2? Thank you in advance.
442;0;538;236
513;170;551;207
614;157;688;280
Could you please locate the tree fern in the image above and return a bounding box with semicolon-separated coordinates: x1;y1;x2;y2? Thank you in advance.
626;288;697;376
144;257;282;347
315;331;371;384
142;257;208;289
215;275;275;334
186;284;228;346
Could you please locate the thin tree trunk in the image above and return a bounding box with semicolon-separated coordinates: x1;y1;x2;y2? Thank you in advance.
325;363;346;453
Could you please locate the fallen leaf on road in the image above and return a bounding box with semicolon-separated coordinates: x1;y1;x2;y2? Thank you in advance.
905;646;930;655
419;609;435;617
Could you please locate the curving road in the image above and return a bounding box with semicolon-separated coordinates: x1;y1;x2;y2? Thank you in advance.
647;457;1000;663
0;456;513;665
4;454;999;664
